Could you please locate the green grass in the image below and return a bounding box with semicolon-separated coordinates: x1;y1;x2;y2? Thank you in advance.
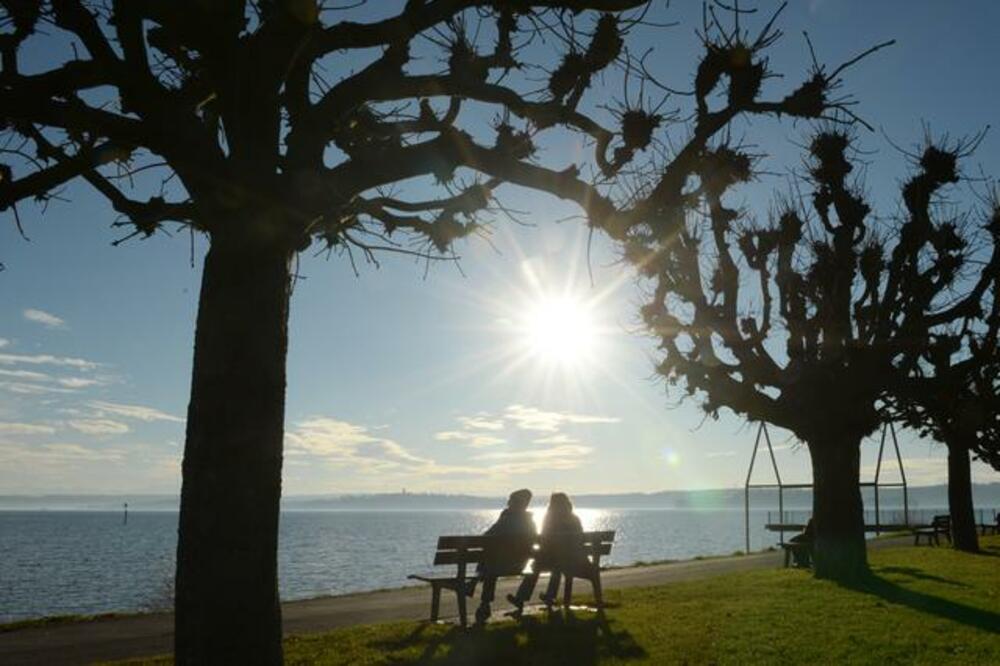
112;536;1000;665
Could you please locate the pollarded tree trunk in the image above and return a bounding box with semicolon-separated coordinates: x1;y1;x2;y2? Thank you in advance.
807;437;869;580
175;232;293;665
947;441;979;553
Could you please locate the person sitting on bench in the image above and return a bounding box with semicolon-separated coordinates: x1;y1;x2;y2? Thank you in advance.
474;488;537;626
789;518;815;568
507;492;586;614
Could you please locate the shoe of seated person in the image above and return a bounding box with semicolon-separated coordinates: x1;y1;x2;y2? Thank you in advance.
539;592;555;609
474;603;491;627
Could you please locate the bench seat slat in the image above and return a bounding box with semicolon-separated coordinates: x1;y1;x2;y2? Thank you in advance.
433;550;488;566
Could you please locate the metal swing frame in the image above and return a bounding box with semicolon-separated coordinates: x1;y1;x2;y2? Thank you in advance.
743;421;909;552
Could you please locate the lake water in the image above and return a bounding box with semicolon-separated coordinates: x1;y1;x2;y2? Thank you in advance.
0;507;923;622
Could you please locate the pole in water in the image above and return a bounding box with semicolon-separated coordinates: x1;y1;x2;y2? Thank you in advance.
123;501;128;525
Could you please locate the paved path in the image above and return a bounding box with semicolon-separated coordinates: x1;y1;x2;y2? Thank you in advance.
0;538;909;665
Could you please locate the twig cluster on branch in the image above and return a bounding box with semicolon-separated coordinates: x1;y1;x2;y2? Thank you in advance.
1;1;885;267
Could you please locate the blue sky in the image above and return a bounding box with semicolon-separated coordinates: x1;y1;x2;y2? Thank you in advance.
2;1;999;496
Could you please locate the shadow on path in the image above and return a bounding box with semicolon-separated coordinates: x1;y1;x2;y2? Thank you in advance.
369;610;647;665
841;570;1000;635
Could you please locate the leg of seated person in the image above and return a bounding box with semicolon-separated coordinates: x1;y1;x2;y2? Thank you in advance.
514;572;539;603
480;575;497;604
543;570;562;604
475;575;497;626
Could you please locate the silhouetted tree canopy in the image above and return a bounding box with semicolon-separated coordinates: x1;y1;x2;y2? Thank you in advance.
0;1;886;257
889;316;1000;552
629;123;999;576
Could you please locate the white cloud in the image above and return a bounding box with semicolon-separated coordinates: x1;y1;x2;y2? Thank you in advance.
0;381;76;395
23;309;66;328
0;338;9;348
89;400;183;423
0;368;51;382
286;417;430;469
434;430;506;447
68;419;131;435
458;415;505;431
0;367;106;393
56;377;102;389
504;404;618;432
0;353;98;370
0;441;125;464
532;433;579;445
44;443;124;460
0;422;57;436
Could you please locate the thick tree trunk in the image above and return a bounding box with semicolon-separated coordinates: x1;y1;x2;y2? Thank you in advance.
807;437;869;580
175;236;292;665
947;441;979;552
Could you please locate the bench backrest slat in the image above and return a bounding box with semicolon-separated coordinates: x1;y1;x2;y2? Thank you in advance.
429;530;615;566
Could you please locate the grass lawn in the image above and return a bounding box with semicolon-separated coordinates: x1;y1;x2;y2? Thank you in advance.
114;536;1000;665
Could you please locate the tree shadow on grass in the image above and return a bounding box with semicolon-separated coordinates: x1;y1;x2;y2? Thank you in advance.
976;543;1000;558
370;610;647;665
876;566;970;588
841;572;1000;635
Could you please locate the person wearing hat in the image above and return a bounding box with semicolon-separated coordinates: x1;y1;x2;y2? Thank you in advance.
474;488;537;626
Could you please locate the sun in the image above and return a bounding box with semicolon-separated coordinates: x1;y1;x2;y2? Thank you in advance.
520;294;598;366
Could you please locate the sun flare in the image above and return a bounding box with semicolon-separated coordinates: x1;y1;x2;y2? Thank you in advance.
521;294;598;366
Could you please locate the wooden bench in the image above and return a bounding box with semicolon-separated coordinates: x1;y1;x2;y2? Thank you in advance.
409;530;615;626
913;514;951;546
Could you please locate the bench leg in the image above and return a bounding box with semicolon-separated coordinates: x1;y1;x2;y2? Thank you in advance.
591;573;604;609
456;585;468;628
430;584;441;622
784;548;791;567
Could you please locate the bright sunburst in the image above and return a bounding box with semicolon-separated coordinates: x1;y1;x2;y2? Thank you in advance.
415;223;647;407
521;294;598;366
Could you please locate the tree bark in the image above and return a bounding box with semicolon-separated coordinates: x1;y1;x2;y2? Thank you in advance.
947;441;979;552
175;235;292;665
807;437;869;580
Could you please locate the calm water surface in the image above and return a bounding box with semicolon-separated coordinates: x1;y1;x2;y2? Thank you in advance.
0;508;810;621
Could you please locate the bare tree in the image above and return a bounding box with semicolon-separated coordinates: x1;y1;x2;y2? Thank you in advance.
631;125;1000;579
1;0;879;660
892;323;1000;552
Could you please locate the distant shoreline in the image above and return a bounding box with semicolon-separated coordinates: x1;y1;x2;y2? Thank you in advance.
2;481;996;512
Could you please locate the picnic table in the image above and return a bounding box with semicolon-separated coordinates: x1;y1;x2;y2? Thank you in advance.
409;530;615;627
